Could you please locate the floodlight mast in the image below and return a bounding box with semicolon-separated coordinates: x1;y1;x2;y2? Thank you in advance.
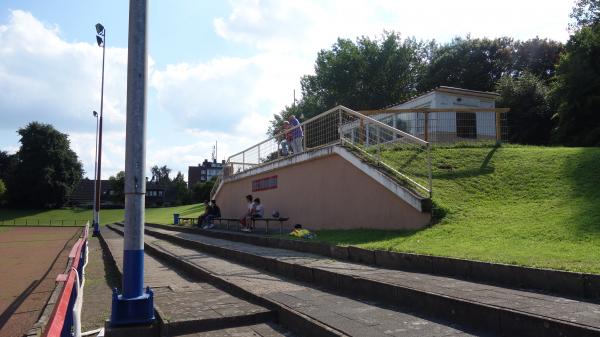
93;23;106;237
92;111;99;227
109;0;154;326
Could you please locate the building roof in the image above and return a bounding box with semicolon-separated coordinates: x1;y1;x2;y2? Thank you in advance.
382;86;499;110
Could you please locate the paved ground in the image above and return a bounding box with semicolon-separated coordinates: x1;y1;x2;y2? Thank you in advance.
101;229;278;335
125;227;478;336
144;226;600;331
179;323;291;336
0;226;81;337
81;236;120;332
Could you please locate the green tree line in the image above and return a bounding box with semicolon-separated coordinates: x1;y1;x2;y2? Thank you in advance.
106;165;215;207
0;122;83;208
271;0;600;146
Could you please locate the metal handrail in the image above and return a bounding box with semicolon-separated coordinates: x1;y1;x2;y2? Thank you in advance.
211;105;432;199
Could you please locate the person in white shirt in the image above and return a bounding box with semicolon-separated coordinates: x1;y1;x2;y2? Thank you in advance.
240;194;254;231
248;198;264;232
252;198;264;218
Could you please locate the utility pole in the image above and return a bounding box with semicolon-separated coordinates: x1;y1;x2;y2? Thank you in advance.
109;0;154;327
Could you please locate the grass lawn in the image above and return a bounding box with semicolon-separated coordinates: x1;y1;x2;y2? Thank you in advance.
0;204;205;226
308;145;600;274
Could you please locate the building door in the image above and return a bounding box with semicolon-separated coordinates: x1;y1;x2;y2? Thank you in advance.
456;112;476;138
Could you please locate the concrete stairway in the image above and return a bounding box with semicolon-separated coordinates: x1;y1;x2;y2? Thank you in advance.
112;223;600;337
100;228;289;337
107;224;480;337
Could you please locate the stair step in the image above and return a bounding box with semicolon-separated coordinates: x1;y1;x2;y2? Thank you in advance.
100;228;276;336
121;223;600;337
109;224;485;337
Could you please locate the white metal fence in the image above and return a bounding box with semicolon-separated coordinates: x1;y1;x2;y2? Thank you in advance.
212;106;432;198
360;108;509;143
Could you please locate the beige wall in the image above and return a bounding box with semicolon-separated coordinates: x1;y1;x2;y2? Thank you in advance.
215;153;430;230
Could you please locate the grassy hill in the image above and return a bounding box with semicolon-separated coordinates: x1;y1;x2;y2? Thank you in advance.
0;204;205;226
315;145;600;273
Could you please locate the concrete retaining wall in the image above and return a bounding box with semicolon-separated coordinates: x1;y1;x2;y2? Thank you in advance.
215;147;430;230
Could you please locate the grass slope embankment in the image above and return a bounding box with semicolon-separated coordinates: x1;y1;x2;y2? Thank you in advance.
0;204;205;226
315;145;600;274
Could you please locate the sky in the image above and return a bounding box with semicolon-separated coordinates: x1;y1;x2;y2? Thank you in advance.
0;0;575;180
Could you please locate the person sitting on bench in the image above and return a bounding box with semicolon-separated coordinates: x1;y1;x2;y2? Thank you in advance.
247;198;264;232
197;200;210;227
202;200;221;229
240;194;254;231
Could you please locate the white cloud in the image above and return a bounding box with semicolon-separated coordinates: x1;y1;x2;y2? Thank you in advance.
0;3;574;181
215;0;572;52
0;10;129;131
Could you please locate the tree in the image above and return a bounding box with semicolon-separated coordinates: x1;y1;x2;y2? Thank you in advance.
171;171;191;205
551;23;600;145
419;36;514;92
0;151;17;184
513;38;563;82
150;165;171;185
570;0;600;30
108;171;125;205
8;122;83;207
496;74;553;145
191;178;216;203
0;179;6;206
270;32;430;134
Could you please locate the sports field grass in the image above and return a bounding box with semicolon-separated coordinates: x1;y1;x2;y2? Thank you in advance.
308;145;600;274
0;203;205;226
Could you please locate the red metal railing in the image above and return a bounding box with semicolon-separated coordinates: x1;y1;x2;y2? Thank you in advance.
44;224;89;337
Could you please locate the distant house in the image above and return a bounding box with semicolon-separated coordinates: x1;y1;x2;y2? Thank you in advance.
69;179;111;207
69;178;169;207
369;86;503;142
188;159;226;189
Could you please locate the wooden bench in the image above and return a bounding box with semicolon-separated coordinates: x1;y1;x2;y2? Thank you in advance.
213;217;290;233
178;217;198;225
251;217;290;234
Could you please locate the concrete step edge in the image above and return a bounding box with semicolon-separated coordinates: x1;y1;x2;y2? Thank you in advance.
131;223;600;337
106;224;348;337
99;226;278;337
143;222;600;302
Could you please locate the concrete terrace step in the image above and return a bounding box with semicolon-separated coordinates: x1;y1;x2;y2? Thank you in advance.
99;228;277;337
177;323;291;337
124;223;600;337
107;224;479;337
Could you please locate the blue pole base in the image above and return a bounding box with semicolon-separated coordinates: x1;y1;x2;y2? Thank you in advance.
92;221;100;236
110;287;155;326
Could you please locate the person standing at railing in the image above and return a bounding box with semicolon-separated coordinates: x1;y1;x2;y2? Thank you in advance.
279;121;293;156
288;115;304;153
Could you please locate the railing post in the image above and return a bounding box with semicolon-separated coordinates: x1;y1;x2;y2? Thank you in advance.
242;152;245;171
427;142;433;198
365;121;370;147
424;112;429;142
338;109;343;142
302;124;307;150
495;112;501;144
257;144;261;163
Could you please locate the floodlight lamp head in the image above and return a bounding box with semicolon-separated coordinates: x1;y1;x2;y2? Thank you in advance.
93;111;98;117
95;23;105;35
96;35;104;47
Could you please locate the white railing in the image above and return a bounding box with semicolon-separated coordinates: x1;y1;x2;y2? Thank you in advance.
212;106;432;198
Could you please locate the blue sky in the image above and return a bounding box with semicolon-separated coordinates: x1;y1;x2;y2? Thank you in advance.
0;0;575;180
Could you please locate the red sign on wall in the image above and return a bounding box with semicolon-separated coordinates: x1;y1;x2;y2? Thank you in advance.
252;175;278;192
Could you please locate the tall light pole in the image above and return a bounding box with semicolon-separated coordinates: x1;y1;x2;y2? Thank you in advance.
93;23;106;236
110;0;154;326
93;110;99;228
